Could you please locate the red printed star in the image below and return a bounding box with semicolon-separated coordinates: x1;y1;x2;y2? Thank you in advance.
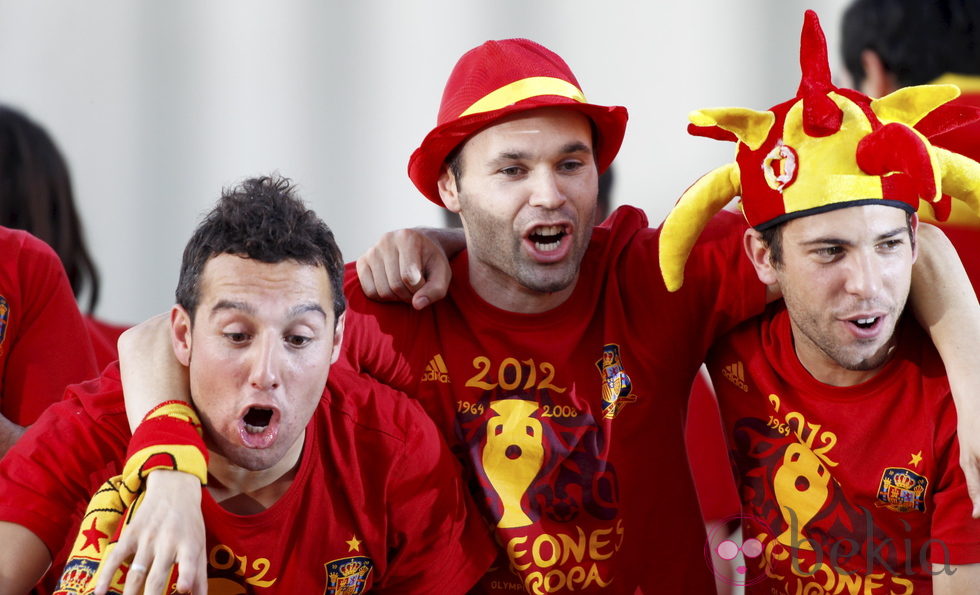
80;517;108;553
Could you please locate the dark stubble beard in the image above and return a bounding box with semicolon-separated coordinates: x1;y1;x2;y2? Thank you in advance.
460;195;596;297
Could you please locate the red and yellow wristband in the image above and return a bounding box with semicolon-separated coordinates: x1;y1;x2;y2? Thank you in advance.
122;399;208;491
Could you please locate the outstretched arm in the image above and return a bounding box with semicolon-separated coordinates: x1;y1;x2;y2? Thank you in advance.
911;223;980;518
356;227;464;309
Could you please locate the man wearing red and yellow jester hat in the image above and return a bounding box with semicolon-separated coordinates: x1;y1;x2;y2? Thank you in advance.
660;10;980;593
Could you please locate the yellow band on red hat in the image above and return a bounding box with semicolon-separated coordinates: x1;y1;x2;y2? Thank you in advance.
459;76;586;117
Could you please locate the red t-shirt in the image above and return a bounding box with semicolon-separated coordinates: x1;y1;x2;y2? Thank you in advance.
339;205;767;594
0;227;98;425
707;305;980;593
0;364;494;594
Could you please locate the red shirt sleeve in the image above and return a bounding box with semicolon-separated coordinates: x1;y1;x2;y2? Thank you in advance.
675;209;768;337
338;262;420;391
0;230;99;424
615;208;767;371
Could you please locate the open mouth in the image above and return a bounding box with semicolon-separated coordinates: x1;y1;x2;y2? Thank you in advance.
243;407;273;433
850;316;879;330
238;406;280;448
844;314;886;338
528;225;568;252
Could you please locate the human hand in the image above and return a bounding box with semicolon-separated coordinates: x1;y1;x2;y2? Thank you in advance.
356;228;456;310
94;471;207;595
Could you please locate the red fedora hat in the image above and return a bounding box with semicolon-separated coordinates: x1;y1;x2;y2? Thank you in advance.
408;38;628;206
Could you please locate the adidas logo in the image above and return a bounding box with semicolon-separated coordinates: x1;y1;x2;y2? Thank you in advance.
421;354;451;384
721;361;749;392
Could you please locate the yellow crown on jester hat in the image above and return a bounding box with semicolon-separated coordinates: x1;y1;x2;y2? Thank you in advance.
658;9;980;292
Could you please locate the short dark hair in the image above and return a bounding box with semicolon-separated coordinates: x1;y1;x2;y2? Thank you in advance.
759;224;785;267
842;0;980;88
175;175;345;323
758;210;915;267
446;144;464;192
0;105;101;312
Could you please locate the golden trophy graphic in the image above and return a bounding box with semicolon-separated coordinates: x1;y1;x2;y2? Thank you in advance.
772;442;830;550
482;400;544;529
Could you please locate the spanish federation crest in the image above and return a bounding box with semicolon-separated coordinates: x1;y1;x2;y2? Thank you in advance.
53;557;100;595
597;344;638;419
323;556;374;595
876;467;928;513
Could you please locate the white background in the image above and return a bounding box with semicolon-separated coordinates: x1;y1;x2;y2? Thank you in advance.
0;0;848;324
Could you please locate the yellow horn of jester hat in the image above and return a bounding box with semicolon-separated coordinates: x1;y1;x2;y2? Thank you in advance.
658;9;980;292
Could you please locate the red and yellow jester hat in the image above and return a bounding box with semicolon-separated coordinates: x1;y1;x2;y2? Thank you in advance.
659;10;980;292
408;38;628;206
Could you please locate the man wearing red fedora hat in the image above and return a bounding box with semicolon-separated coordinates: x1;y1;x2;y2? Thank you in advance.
75;33;980;595
661;10;980;592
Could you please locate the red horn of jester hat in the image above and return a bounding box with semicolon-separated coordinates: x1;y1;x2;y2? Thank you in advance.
408;38;628;206
658;9;980;292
